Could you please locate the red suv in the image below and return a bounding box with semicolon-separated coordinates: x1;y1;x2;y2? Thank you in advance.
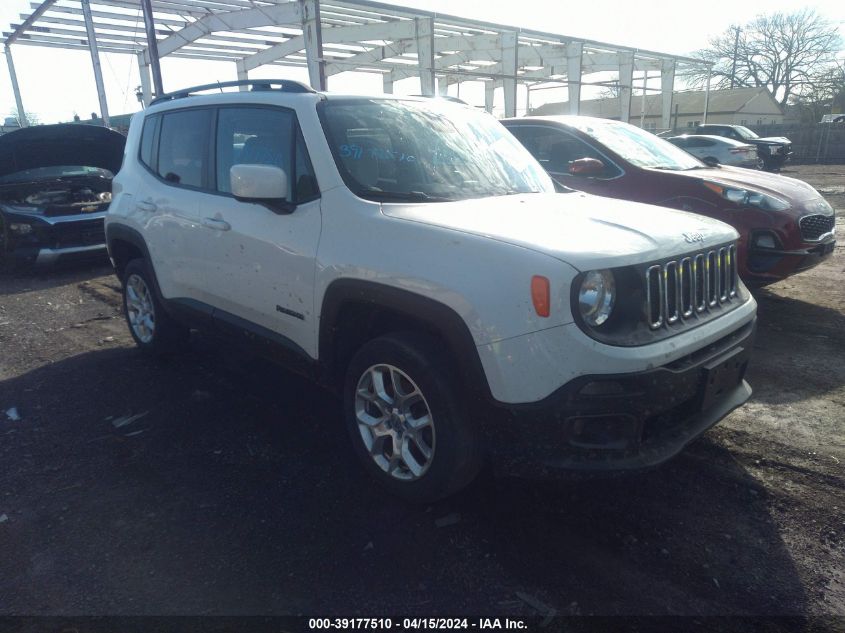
503;116;836;286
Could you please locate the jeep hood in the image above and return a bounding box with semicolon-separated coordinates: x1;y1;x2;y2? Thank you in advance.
679;165;821;203
0;124;125;179
382;192;738;270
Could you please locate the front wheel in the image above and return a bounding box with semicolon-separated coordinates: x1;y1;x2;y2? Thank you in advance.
343;332;482;502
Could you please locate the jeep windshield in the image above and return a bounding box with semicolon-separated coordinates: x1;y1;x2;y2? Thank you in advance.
568;118;704;171
319;98;554;202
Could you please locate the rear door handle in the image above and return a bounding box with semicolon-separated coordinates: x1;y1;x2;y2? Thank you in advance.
136;199;157;213
202;217;231;231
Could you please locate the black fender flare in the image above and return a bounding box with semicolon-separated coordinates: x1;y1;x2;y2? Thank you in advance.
318;278;494;404
104;223;169;308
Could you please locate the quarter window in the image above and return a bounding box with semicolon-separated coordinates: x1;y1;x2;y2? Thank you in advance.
157;109;212;188
139;114;159;170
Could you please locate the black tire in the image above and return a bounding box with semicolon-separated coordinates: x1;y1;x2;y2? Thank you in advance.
343;332;482;502
760;157;777;172
122;258;189;354
0;214;11;273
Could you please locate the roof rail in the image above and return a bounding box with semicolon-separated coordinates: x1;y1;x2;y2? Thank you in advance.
150;79;316;106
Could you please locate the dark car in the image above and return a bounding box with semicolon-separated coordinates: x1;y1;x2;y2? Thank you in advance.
0;124;125;268
502;116;835;286
694;124;791;171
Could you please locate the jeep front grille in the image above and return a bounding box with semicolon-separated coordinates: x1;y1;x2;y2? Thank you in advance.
799;214;835;241
645;245;738;330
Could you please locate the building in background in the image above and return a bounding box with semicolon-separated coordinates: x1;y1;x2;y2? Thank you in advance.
1;116;21;135
532;87;784;131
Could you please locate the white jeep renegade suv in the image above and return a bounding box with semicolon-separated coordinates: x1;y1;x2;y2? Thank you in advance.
106;80;757;501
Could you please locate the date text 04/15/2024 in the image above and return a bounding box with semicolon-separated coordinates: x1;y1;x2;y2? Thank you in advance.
308;619;527;630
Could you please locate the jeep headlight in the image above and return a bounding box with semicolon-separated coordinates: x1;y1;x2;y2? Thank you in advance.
704;182;790;211
578;269;615;326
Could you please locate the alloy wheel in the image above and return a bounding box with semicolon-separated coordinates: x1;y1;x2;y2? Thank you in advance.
354;363;436;481
125;273;156;344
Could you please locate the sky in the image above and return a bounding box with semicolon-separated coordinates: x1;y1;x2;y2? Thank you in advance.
1;0;844;124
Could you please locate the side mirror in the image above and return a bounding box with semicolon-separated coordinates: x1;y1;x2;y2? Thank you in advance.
230;164;291;211
568;157;605;177
702;156;720;167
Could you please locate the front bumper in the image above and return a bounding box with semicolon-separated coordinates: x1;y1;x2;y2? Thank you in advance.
759;149;791;168
1;209;107;266
746;238;835;284
483;319;755;474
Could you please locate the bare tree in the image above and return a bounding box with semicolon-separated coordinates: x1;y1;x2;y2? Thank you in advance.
598;82;621;100
9;108;39;126
683;9;843;106
789;63;845;122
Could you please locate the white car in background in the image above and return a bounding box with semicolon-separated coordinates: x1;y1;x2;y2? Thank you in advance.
105;80;757;501
666;134;758;169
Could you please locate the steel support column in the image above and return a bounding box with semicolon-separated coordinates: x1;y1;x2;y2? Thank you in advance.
566;42;583;115
137;51;152;107
484;82;494;113
140;0;163;97
382;72;394;94
416;17;435;95
502;31;518;117
618;51;634;123
5;45;27;127
660;59;675;131
236;59;248;91
301;0;326;90
437;76;449;96
81;0;110;126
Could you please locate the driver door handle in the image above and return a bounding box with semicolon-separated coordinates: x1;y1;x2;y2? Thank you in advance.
202;217;231;231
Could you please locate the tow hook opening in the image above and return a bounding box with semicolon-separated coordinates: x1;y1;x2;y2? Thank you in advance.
565;414;640;450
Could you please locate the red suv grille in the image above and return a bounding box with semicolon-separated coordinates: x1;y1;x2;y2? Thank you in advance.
799;214;835;241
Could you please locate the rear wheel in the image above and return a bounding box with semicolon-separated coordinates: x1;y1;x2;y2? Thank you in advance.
122;258;189;354
344;332;482;502
0;215;7;272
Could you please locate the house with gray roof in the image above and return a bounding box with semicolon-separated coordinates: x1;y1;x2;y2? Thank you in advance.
531;87;784;131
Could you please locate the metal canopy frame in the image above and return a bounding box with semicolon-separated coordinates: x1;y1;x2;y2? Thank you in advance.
4;0;713;128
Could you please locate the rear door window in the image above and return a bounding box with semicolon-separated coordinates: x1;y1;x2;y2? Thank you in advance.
157;109;213;188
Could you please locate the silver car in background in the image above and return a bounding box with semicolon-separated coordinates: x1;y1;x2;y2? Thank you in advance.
666;134;758;169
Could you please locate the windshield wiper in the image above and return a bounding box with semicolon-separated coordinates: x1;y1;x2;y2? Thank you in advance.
359;189;455;202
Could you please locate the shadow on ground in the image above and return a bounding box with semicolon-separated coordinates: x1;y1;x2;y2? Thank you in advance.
747;288;845;406
0;333;807;616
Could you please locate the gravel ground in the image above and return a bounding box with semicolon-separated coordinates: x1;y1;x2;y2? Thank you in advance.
0;164;843;617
